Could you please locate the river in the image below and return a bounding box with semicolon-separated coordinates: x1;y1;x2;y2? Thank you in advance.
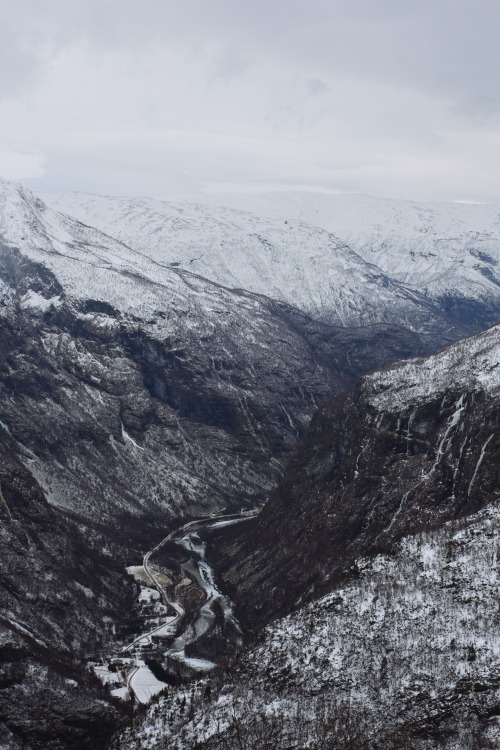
94;509;258;704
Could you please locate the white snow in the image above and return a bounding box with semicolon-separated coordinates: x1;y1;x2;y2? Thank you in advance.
38;187;479;331
42;188;500;319
166;652;215;672
93;664;123;686
126;565;147;582
118;504;500;749
20;290;62;312
365;323;500;411
0;420;11;435
111;686;131;701
1;617;49;649
128;662;168;704
138;587;160;603
121;422;143;450
468;434;494;497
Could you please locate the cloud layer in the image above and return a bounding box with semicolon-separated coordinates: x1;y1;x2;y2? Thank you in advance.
1;0;499;201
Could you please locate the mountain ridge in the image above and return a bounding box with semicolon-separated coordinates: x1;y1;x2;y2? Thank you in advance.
40;187;495;336
1;176;500;748
0;176;454;747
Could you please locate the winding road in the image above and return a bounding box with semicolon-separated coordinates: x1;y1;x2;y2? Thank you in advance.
123;507;259;702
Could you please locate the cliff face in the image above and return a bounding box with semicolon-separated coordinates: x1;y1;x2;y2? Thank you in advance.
0;443;133;749
123;504;500;750
3;178;500;748
214;324;500;630
0;241;435;550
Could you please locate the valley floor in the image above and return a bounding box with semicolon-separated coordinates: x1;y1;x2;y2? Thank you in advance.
93;511;259;708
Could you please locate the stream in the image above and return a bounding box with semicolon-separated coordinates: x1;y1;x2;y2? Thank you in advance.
94;510;258;704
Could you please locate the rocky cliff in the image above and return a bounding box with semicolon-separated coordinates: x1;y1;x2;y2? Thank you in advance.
121;323;500;750
0;443;133;749
214;323;500;630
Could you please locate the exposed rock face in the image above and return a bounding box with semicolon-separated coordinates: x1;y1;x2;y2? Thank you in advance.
117;323;500;750
214;324;500;630
0;445;132;749
135;505;500;750
3;177;500;748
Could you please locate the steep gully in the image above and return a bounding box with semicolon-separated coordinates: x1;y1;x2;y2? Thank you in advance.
97;509;259;704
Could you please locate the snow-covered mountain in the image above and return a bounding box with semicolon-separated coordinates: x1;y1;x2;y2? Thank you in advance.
0;177;336;529
0;177;443;748
0;177;443;532
160;189;500;306
104;188;500;333
3;175;500;749
40;189;480;337
158;189;500;248
125;505;500;749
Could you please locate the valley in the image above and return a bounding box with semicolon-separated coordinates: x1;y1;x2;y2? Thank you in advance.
0;178;499;749
96;509;259;707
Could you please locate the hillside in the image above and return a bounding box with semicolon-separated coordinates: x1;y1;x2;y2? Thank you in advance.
0;177;449;747
159;190;500;332
2;177;500;748
40;189;478;335
213;322;500;629
0;442;133;750
124;504;500;749
161;189;500;293
0;178;441;541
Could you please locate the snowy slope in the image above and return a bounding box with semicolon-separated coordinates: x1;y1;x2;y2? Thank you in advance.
158;190;500;311
3;176;414;747
213;321;500;629
366;323;500;410
159;189;500;244
0;176;338;528
40;188;467;336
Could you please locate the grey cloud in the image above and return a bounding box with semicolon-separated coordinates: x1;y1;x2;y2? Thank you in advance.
211;47;251;81
3;0;500;200
0;20;42;98
6;1;500;116
306;78;329;96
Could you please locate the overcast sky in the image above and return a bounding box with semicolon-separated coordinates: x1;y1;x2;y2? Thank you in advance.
1;0;499;202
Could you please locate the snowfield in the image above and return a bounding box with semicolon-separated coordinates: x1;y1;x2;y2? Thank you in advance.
43;188;500;322
40;186;491;334
128;662;167;705
159;189;500;299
